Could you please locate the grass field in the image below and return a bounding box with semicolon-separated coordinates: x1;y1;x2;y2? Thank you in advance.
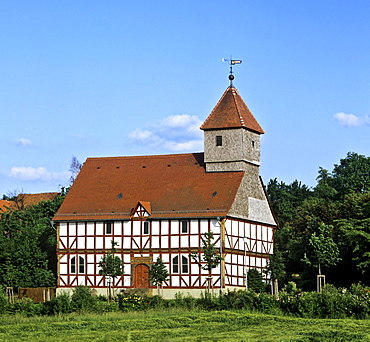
1;310;370;342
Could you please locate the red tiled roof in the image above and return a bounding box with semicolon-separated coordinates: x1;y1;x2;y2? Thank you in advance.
200;86;264;134
53;153;245;221
0;200;11;212
0;193;59;212
18;193;59;207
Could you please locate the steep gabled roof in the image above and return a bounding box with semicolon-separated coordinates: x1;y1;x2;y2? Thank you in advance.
200;86;264;134
53;153;245;221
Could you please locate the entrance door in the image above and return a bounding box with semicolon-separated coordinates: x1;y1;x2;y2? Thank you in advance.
134;264;149;288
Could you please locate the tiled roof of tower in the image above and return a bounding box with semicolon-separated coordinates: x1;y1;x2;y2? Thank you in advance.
200;86;264;134
53;153;244;221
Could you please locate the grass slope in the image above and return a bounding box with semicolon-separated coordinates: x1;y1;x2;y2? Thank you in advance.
1;310;370;341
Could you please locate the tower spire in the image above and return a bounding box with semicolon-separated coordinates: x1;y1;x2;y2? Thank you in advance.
222;58;242;87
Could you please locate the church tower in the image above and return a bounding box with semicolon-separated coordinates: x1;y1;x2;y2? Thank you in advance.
200;84;264;173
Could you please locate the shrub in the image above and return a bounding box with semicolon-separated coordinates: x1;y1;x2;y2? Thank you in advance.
8;298;42;316
0;289;8;314
42;292;71;315
71;286;97;312
117;294;145;311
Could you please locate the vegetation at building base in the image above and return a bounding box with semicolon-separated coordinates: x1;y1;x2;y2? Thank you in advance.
3;287;370;341
267;151;370;290
3;282;370;321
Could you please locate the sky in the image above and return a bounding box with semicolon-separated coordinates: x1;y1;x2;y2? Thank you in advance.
1;1;369;196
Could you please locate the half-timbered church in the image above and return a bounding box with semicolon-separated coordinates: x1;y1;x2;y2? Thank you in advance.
53;76;277;298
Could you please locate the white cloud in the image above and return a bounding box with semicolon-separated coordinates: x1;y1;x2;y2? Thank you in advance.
333;112;369;127
129;114;203;152
16;138;32;146
8;166;69;181
129;129;153;142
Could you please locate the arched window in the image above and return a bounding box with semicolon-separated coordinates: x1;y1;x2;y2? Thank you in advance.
172;256;179;273
70;255;85;274
182;256;189;273
71;256;76;273
172;255;189;274
79;256;85;274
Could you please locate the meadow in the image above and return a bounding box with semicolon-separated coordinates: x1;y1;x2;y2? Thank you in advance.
1;309;370;342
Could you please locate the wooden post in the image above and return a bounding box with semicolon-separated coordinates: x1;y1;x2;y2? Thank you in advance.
219;219;226;294
6;287;14;304
317;275;326;293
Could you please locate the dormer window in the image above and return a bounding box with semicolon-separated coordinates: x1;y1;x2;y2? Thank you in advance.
216;136;222;146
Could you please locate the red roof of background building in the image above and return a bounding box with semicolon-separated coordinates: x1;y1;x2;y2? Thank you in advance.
53;153;245;221
0;200;11;212
200;86;264;134
0;193;59;213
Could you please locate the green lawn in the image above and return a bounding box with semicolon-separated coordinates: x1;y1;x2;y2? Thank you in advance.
1;310;370;341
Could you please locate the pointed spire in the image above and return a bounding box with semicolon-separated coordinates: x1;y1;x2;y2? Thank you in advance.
200;87;264;134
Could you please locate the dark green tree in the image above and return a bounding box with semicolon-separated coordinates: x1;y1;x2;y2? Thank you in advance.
0;196;64;287
149;257;169;296
266;244;286;293
98;241;124;300
247;269;265;293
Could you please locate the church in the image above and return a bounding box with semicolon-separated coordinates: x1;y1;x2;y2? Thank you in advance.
52;74;277;298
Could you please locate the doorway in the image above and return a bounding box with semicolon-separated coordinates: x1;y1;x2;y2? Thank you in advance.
134;264;149;288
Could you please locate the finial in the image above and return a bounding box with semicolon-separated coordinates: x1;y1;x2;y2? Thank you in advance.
222;58;242;87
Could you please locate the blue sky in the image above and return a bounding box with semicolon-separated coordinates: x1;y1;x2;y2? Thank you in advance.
1;1;369;195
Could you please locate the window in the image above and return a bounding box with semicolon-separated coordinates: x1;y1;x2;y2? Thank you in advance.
172;256;179;273
216;135;222;146
71;256;85;274
181;220;189;233
172;255;189;274
182;256;189;273
143;221;149;234
252;141;255;148
105;222;112;234
71;256;76;273
79;256;85;273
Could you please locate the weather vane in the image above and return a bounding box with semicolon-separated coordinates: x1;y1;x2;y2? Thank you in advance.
222;57;242;86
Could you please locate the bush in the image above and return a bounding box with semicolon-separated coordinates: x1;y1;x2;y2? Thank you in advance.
8;298;42;316
70;286;97;312
0;289;8;314
42;292;71;315
117;294;145;311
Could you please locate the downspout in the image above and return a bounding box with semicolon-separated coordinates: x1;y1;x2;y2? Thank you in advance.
218;218;226;294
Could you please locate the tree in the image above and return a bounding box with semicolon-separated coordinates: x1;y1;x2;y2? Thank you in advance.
0;195;65;287
267;179;312;228
247;269;265;293
98;241;124;300
301;220;341;291
266;244;286;294
315;152;370;199
189;231;222;292
69;156;82;184
149;257;169;296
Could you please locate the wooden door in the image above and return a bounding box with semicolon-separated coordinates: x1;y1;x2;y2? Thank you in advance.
134;264;149;288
